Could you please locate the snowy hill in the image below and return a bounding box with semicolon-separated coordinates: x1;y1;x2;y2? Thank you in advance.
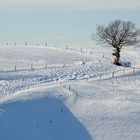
0;45;140;140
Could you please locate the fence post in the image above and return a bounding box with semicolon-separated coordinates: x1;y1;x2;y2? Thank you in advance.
45;42;47;47
15;42;16;46
80;48;82;53
90;50;93;54
45;63;47;69
25;42;27;46
126;94;128;100
102;54;104;58
100;74;102;80
66;45;68;50
68;85;71;91
31;64;33;70
60;81;62;86
112;72;114;78
133;68;135;72
15;65;16;71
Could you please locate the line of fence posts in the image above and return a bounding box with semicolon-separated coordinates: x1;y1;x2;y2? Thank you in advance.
62;78;131;101
2;45;140;79
98;69;127;80
111;69;126;78
4;42;48;47
13;64;42;71
64;82;130;101
97;67;140;81
6;62;52;72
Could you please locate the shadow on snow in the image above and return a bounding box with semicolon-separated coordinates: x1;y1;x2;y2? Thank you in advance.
0;97;92;140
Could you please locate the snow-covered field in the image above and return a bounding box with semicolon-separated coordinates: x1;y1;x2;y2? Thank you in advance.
0;45;140;140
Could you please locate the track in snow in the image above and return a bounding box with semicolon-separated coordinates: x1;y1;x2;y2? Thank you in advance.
0;62;116;98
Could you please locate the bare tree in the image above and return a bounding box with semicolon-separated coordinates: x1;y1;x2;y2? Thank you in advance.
93;20;140;65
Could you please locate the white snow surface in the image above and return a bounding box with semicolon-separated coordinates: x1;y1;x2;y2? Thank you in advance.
0;45;140;140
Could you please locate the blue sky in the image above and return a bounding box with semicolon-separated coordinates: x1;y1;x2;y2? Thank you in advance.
0;0;140;47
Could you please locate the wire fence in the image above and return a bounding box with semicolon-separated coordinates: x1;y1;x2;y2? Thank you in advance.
0;44;140;80
0;64;66;73
0;44;140;102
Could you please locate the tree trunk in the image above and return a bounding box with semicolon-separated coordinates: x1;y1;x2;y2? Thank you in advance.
112;47;121;65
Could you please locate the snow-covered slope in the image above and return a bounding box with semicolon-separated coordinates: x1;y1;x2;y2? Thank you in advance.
0;96;92;140
0;45;140;140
